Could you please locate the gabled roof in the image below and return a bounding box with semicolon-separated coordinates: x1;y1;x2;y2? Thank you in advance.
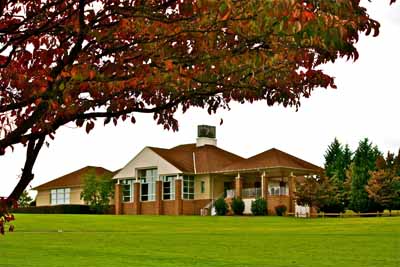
221;148;323;173
149;144;244;174
32;166;113;191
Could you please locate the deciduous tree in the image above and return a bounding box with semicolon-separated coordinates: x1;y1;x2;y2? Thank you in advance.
80;171;114;214
296;175;344;213
0;0;396;201
17;190;33;208
367;151;400;213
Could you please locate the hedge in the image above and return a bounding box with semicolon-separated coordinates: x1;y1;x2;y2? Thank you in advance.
11;205;114;214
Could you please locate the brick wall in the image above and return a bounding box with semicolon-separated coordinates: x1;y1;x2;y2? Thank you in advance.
141;201;157;215
162;201;176;215
182;199;212;215
122;202;135;214
121;199;212;215
267;196;291;215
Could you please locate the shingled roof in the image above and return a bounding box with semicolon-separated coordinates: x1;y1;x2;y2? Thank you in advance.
221;148;323;173
149;144;244;173
32;166;114;190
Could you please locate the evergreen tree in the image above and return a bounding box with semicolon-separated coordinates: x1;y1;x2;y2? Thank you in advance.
324;138;343;179
324;139;353;210
343;145;353;173
349;138;381;212
324;139;352;183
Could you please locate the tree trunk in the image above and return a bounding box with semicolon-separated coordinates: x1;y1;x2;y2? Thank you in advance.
7;137;45;205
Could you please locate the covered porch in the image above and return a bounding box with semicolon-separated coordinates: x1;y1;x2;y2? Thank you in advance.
219;167;319;215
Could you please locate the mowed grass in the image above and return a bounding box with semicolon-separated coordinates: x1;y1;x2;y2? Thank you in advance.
1;215;399;267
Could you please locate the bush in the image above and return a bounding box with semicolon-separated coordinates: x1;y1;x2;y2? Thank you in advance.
251;198;267;216
231;197;245;215
275;205;287;216
214;198;228;216
319;200;345;213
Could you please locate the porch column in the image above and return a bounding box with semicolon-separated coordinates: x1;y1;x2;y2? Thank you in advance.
133;181;141;215
174;176;183;215
235;173;242;198
261;173;269;199
155;180;163;215
288;174;296;213
114;182;122;215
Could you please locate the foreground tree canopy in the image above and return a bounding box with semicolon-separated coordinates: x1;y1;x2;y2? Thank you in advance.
0;0;396;200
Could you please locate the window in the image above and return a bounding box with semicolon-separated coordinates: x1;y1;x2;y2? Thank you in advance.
183;175;194;199
163;176;175;200
279;181;287;195
139;169;157;201
200;181;206;194
50;188;70;205
268;181;288;196
121;179;134;202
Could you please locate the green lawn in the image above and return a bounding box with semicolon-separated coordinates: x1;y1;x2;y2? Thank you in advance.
1;215;399;267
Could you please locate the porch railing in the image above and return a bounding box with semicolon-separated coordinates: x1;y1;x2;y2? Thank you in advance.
242;187;261;198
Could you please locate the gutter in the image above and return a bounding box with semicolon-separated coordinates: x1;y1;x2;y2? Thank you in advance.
212;166;323;175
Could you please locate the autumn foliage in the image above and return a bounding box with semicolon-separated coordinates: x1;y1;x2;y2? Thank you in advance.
366;152;400;213
0;197;16;235
0;1;396;200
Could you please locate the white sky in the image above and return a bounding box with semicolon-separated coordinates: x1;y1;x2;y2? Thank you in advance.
0;1;399;197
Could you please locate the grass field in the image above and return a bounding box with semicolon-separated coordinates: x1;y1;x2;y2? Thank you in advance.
1;215;399;267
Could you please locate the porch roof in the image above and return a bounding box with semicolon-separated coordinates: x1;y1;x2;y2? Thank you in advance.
218;148;323;175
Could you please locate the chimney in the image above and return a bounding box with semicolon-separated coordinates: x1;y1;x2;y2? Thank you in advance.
196;125;217;147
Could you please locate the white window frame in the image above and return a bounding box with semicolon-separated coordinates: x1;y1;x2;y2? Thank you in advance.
50;188;70;205
139;169;157;201
162;176;175;200
121;179;134;202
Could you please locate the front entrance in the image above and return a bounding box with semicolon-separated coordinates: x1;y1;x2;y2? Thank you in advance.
224;181;234;197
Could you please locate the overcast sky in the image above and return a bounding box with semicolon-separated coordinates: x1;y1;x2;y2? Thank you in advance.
1;1;399;197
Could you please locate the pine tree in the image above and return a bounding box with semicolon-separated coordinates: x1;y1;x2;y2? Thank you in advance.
343;145;353;172
324;138;344;179
349;138;381;213
323;139;353;211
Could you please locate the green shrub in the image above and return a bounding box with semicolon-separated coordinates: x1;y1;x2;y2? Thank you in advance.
214;198;228;216
251;198;267;216
275;205;287;216
231;197;245;215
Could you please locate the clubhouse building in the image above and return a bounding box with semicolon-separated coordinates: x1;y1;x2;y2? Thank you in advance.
112;125;322;215
33;125;322;215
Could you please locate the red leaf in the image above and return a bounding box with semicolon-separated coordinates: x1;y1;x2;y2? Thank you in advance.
165;60;173;71
85;121;94;133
